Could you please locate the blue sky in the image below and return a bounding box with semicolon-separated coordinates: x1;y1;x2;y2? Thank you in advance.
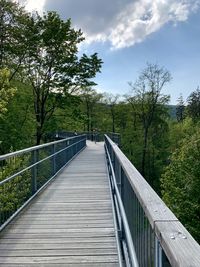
23;0;200;104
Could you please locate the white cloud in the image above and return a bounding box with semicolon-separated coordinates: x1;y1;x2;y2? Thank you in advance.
24;0;46;13
85;0;200;49
20;0;200;49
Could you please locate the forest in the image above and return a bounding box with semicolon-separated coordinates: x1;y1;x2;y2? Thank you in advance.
0;0;200;243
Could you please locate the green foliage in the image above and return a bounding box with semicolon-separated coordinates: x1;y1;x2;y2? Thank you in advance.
176;94;185;122
45;94;84;133
0;80;35;154
0;148;54;226
20;11;102;144
125;63;171;189
161;130;200;243
79;87;103;131
0;1;103;145
0;0;103;149
121;102;170;191
187;87;200;121
0;0;29;77
0;68;16;117
0;155;31;224
102;93;120;133
168;117;197;153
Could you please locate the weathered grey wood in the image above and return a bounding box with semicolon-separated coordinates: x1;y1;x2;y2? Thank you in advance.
5;228;115;234
0;141;120;266
2;233;116;239
11;213;113;219
0;237;116;244
0;255;119;264
7;225;114;230
0;264;118;267
0;248;118;256
10;219;114;225
155;221;200;267
0;242;117;249
13;213;113;219
0;264;119;267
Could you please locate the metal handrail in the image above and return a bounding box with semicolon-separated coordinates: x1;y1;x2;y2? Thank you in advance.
105;144;139;267
49;131;121;144
0;138;84;186
0;135;86;160
105;134;200;267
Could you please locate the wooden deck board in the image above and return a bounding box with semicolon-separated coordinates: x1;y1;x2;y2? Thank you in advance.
0;255;119;264
0;264;118;267
0;141;119;266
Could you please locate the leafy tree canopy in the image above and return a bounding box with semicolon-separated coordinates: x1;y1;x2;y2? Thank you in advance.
0;68;16;117
161;130;200;243
187;87;200;121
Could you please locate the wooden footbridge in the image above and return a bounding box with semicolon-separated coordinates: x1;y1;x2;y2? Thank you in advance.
0;135;200;267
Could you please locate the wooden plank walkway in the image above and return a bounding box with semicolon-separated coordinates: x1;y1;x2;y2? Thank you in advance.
0;141;120;266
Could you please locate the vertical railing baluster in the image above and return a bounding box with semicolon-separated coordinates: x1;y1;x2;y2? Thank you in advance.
52;144;56;175
65;140;68;163
120;167;124;247
155;238;163;267
118;165;122;196
31;150;37;195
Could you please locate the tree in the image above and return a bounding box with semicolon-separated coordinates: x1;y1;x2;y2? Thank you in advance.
0;80;34;154
187;87;200;122
0;68;16;118
103;93;120;133
127;63;171;179
80;87;103;132
115;101;129;131
161;131;200;243
176;94;185;122
23;11;102;144
43;93;84;135
0;0;29;80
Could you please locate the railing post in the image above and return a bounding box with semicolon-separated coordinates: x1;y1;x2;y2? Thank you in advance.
155;238;163;267
75;139;78;153
31;150;37;195
52;144;56;174
120;168;125;204
73;139;76;156
119;167;125;245
112;150;115;173
65;140;68;163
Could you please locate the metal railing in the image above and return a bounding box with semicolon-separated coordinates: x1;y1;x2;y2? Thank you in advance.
0;135;86;231
84;132;120;144
107;132;121;146
47;131;120;144
54;131;105;142
105;143;139;267
105;135;200;267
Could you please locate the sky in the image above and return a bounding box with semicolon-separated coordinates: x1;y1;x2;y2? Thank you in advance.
22;0;200;104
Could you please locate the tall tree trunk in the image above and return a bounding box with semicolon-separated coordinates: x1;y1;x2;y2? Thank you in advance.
0;12;4;68
90;116;93;132
141;128;148;177
87;117;90;132
34;93;42;145
36;126;42;145
112;115;115;133
86;103;90;132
